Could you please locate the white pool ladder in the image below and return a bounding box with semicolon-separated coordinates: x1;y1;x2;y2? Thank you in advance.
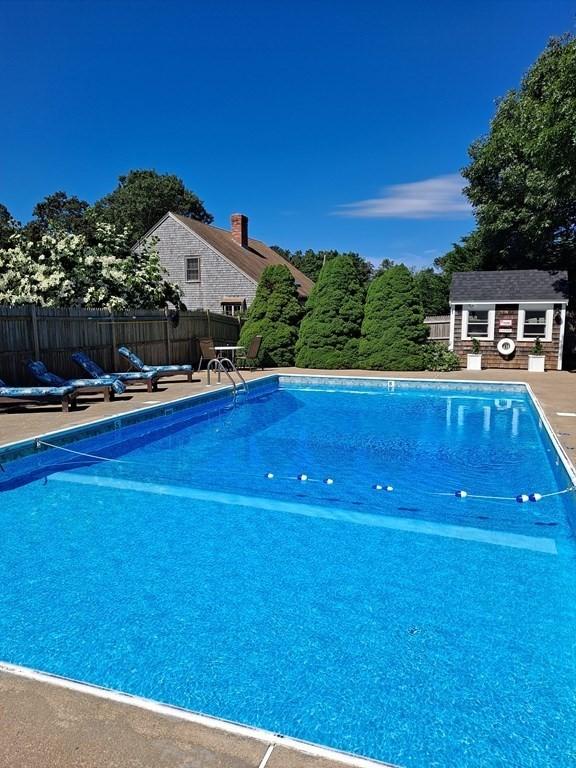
206;357;248;402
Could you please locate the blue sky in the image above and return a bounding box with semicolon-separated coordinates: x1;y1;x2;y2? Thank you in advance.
1;1;575;268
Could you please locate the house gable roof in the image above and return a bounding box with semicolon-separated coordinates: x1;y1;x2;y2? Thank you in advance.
169;213;314;298
450;269;569;303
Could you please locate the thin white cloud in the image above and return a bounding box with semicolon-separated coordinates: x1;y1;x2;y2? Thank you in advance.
335;174;471;219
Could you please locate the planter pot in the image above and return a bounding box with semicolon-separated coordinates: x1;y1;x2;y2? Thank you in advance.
528;355;546;373
467;354;482;371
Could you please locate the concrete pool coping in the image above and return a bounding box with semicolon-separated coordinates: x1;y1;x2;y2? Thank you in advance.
0;367;574;767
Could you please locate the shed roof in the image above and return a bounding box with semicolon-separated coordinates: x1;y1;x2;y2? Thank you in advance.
450;269;569;303
170;213;314;299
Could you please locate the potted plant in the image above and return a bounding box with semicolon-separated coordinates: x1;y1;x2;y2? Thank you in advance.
528;337;546;372
467;338;482;370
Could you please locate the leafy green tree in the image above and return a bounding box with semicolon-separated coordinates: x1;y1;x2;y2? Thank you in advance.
0;218;181;309
373;258;395;276
295;256;365;368
25;191;90;239
359;264;428;370
457;35;576;281
95;169;213;241
0;203;20;249
239;264;303;366
271;246;374;284
413;268;449;315
434;231;482;281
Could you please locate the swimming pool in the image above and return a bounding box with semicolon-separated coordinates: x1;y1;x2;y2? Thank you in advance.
1;375;575;767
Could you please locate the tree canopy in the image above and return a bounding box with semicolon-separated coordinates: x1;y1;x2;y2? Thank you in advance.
0;204;20;249
94;169;213;241
437;35;576;293
272;246;374;284
239;264;304;366
359;264;428;370
295;255;365;368
26;191;90;239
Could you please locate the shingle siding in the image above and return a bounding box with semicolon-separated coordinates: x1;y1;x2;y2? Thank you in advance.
147;216;258;312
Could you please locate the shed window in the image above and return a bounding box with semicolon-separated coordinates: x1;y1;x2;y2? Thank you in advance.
518;304;553;342
461;305;495;340
185;256;200;282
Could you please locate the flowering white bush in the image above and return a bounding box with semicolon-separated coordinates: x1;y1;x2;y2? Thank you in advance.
0;219;182;309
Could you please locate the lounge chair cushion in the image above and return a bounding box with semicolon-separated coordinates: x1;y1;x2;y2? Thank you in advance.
118;347;192;374
118;347;146;370
27;361;126;394
72;352;156;382
0;380;76;398
142;364;193;373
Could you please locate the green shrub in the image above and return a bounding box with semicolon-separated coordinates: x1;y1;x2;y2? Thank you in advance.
424;342;461;371
359;264;428;370
238;264;303;367
295;256;365;368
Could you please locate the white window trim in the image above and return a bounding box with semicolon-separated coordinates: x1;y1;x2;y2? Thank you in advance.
461;304;495;341
185;256;201;283
517;304;553;342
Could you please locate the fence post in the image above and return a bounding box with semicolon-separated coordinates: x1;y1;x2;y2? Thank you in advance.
165;317;172;363
206;309;212;339
110;310;118;369
30;305;40;360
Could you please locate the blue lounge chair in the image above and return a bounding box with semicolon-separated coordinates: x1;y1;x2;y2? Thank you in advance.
118;346;194;382
0;378;77;412
26;360;127;402
72;351;159;393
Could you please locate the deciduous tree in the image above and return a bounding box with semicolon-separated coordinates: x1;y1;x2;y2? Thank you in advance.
95;169;213;241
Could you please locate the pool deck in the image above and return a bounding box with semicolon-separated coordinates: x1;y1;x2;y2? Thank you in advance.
0;366;574;767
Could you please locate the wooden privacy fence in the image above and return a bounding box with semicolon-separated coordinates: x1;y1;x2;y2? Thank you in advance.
0;306;240;385
424;315;450;343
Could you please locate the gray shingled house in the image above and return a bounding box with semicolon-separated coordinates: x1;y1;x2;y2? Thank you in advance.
135;212;313;315
449;269;569;370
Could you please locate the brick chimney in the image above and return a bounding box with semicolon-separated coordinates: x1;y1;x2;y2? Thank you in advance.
231;213;248;248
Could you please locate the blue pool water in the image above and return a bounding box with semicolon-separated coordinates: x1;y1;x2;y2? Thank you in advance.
1;377;575;767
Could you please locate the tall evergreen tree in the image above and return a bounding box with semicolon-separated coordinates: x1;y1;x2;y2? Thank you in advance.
295;256;365;368
359;265;428;370
239;265;303;367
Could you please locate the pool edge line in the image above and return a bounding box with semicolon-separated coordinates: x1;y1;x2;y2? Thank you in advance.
277;373;576;485
0;661;400;768
0;374;280;456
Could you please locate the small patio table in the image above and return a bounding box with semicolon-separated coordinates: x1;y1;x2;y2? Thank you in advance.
214;345;245;363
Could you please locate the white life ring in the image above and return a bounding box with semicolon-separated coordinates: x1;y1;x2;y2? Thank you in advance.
497;337;516;356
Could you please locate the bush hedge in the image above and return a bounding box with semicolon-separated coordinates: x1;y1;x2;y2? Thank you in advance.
238;264;303;367
295;256;365;368
359;264;428;370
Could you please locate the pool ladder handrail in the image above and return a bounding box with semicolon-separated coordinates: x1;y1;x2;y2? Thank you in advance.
206;357;248;400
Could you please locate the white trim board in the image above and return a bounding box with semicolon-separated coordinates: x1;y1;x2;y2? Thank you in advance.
0;662;398;768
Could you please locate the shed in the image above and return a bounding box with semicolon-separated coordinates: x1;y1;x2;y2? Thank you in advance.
449;270;569;370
